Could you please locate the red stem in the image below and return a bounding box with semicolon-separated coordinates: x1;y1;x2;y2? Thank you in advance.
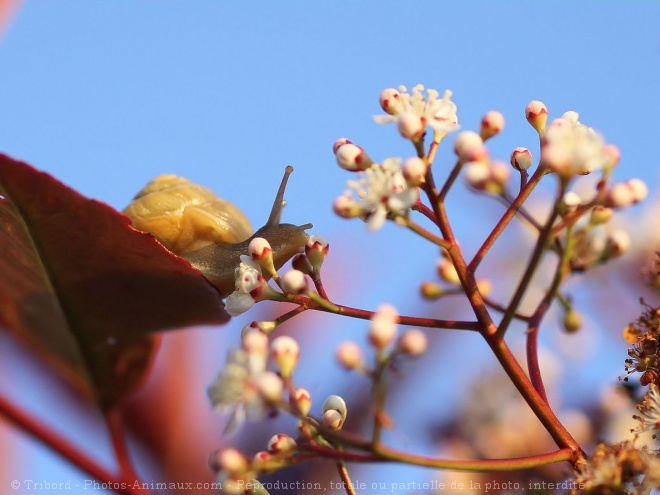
0;394;145;495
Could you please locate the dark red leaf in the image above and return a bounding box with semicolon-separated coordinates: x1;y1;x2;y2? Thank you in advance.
0;154;229;408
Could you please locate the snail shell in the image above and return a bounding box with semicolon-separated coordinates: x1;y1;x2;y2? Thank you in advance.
122;174;253;255
123;168;312;298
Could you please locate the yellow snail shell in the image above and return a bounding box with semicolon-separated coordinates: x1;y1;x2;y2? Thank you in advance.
122;174;253;255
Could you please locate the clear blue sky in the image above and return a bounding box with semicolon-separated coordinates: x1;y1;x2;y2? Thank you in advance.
1;2;659;492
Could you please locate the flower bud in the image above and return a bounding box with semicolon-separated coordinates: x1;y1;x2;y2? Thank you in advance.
454;131;486;161
214;448;248;474
305;235;329;270
397;112;424;140
480;111;505;140
332;137;352;154
510;147;533;171
290;387;312;416
562;310;582;333
241;328;270;353
603;144;621;171
560;191;581;215
368;304;398;349
257;371;284;402
606;179;648;208
252;451;273;469
379;88;401;115
271;336;300;378
590;206;613;225
420;281;445;300
604;230;630;257
489;161;510;193
267;434;297;454
336;341;364;370
249;237;277;277
437;258;460;285
476;278;492;297
335;143;373;171
525;100;548;134
622;325;642;344
402;156;427;186
333;194;362;218
281;269;308;294
464;162;491;190
323;395;348;422
628;178;648;204
322;409;344;430
397;329;428;356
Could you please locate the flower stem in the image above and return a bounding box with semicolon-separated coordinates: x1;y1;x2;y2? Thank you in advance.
0;395;149;495
470;166;547;271
496;179;566;339
336;460;358;495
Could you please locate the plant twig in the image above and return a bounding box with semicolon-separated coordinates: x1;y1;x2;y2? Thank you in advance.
0;395;147;495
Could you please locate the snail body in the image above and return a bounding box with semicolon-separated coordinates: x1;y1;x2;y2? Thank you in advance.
123;167;311;298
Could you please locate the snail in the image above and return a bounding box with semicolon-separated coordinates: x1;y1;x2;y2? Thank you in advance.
123;166;312;298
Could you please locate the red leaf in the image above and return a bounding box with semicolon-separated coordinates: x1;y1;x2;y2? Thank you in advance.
0;154;229;408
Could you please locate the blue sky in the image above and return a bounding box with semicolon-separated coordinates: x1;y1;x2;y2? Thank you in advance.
1;2;660;493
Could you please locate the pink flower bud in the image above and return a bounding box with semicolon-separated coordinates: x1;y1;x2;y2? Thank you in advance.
510;147;533;171
335;143;373;171
215;448;248;474
379;88;401;115
480;110;505;140
397;112;424;140
402;157;427;186
525;100;548;134
368;304;399;349
322;409;344;430
252;451;273;468
606;179;648;208
333;195;362;218
271;335;300;378
454;131;486;161
267;433;297;454
603;144;621;170
397;329;428;356
290;387;312;416
332;137;352;154
249;237;276;276
249;237;272;260
464;162;490;190
241;328;269;353
305;234;329;269
281;269;308;294
490;161;510;190
257;371;284;402
336;341;363;370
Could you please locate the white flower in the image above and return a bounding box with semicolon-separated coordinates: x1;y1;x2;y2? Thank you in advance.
225;255;265;316
342;158;417;230
207;347;282;432
541;112;611;178
374;84;459;140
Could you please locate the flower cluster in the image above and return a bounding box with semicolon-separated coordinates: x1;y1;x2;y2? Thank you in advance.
373;84;459;141
567;442;660;495
622;300;660;387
